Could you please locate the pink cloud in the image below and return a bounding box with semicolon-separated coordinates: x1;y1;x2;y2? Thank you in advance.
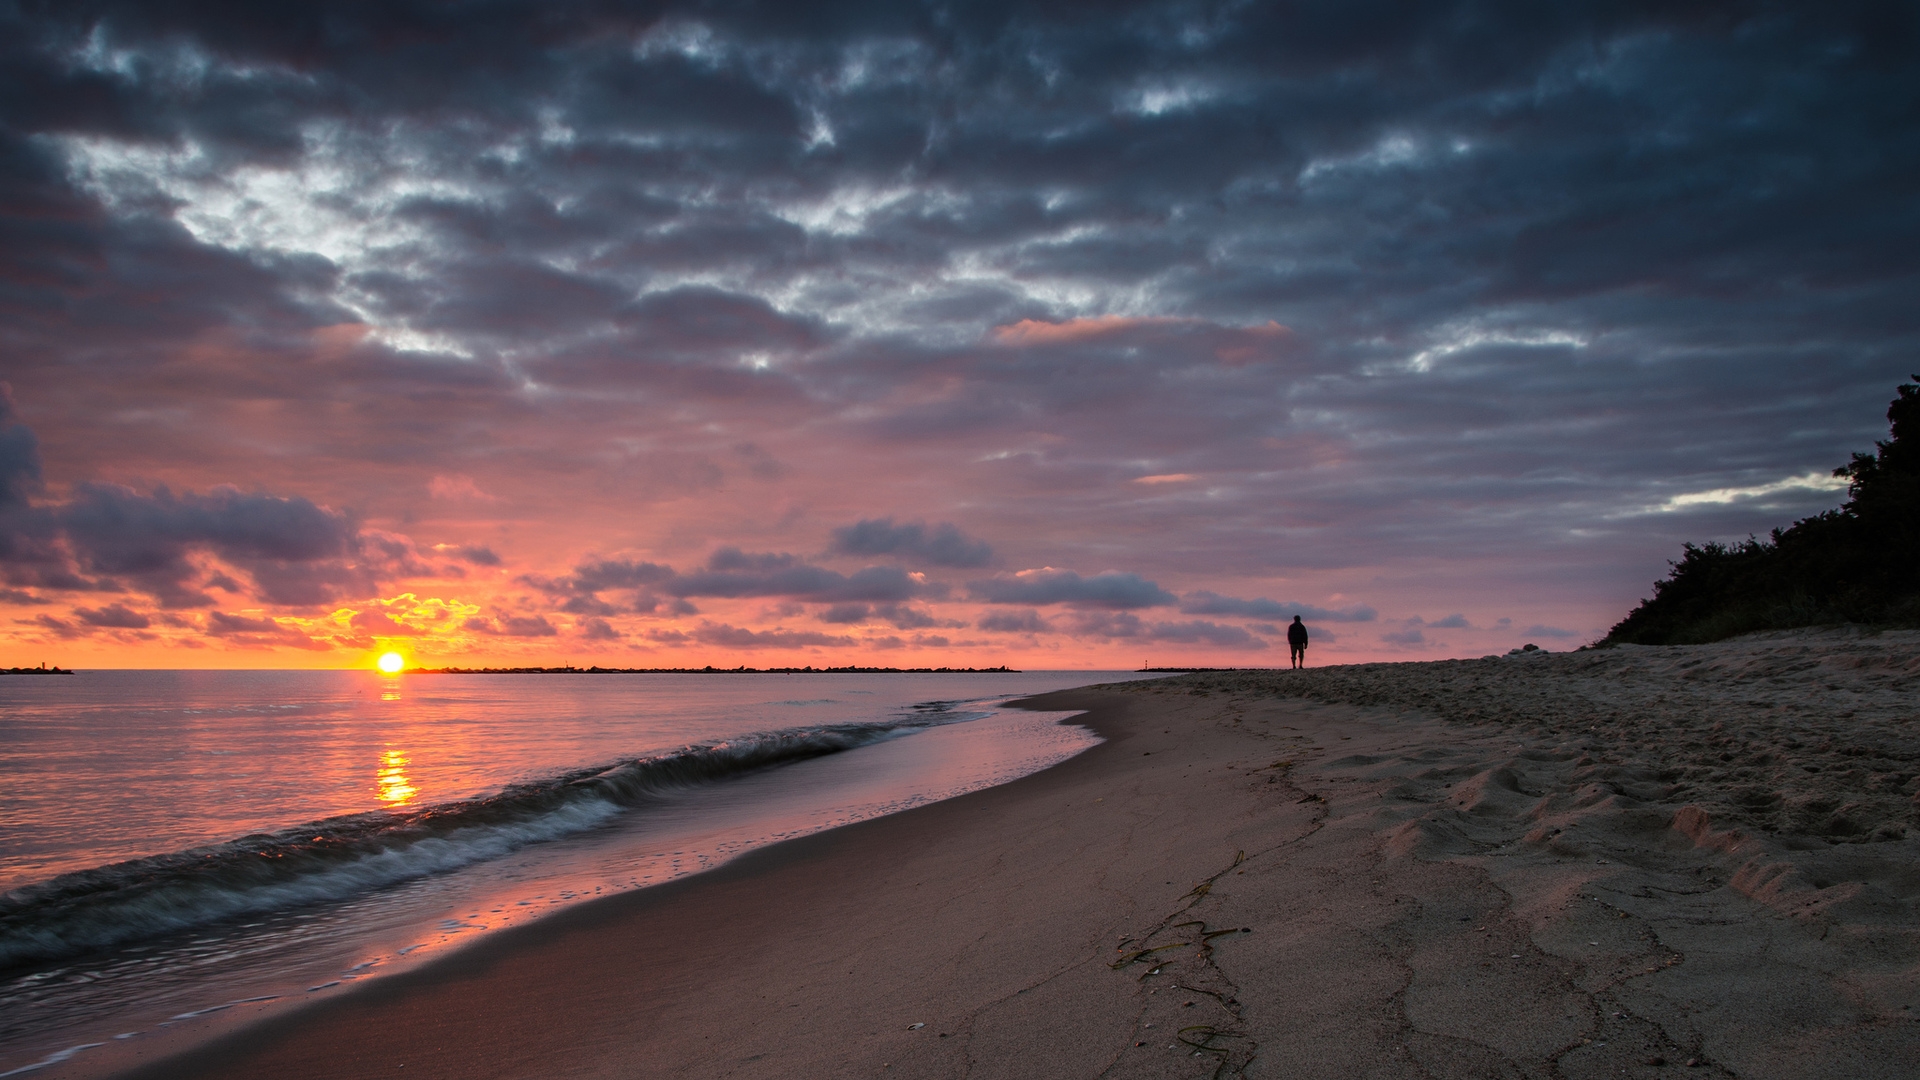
989;315;1189;346
428;475;498;502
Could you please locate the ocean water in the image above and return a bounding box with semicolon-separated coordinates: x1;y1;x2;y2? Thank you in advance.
0;668;1140;1076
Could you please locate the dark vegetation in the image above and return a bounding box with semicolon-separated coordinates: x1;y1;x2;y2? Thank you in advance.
1605;377;1920;645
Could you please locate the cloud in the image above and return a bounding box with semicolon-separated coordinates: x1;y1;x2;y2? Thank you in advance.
27;614;86;639
1179;592;1377;622
616;286;825;357
0;385;43;510
1069;611;1267;649
578;617;622;640
53;483;364;607
206;611;283;635
977;609;1052;633
828;518;993;568
991;316;1189;346
1642;472;1852;514
74;603;150;629
818;602;941;629
523;557;676;615
665;549;923;604
1381;628;1427;645
970;568;1175;610
2;401;404;615
462;614;559;637
565;559;676;592
513;550;946;642
665;622;857;649
440;544;503;567
1523;624;1579;639
200;610;331;649
427;475;498;502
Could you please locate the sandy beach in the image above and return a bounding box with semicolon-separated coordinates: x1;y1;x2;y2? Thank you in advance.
109;630;1919;1079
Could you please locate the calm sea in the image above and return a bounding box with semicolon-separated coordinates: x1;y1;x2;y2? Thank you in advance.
0;669;1143;1076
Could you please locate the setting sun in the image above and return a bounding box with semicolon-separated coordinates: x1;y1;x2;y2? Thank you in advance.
377;652;405;674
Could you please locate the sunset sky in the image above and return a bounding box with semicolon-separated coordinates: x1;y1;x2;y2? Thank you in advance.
2;1;1915;669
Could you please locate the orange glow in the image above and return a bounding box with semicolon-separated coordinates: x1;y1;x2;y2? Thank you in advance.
377;749;417;806
991;314;1187;345
377;651;405;673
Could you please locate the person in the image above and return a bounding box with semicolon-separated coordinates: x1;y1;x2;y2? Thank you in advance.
1287;616;1308;669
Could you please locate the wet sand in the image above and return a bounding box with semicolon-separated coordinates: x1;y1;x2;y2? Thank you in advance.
112;630;1919;1079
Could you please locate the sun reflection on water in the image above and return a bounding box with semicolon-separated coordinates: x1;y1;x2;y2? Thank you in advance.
378;749;418;806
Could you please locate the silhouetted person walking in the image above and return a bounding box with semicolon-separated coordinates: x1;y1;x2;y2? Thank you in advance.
1287;616;1308;669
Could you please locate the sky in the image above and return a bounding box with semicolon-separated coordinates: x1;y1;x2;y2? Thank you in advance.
1;0;1916;670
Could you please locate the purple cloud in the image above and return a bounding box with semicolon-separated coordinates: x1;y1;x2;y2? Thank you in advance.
1178;592;1377;622
969;569;1175;610
829;519;994;568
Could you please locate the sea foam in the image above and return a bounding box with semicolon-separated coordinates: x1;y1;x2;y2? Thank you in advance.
0;717;962;968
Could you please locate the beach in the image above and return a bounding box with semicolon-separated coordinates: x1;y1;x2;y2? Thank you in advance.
108;630;1919;1079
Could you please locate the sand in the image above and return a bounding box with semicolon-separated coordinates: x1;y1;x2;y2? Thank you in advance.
108;629;1919;1079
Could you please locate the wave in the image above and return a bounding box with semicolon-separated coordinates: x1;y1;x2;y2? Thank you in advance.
0;716;967;970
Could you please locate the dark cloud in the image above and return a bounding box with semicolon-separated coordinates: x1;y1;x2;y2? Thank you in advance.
73;602;150;629
527;549;926;620
976;609;1051;634
1068;611;1267;649
670;548;923;603
818;602;870;624
447;544;503;567
660;622;856;649
1178;591;1377;622
0;385;42;510
0;387;58;570
0;406;460;621
206;611;281;635
969;569;1175;610
27;614;86;639
829;518;994;568
202;610;332;650
614;287;826;358
463;614;559;638
523;558;675;615
817;601;941;629
55;483;362;607
578;616;622;640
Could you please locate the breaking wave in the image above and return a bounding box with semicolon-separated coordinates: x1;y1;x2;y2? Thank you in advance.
0;714;978;969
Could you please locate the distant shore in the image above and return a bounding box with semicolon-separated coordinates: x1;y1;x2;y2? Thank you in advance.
403;664;1020;675
2;665;71;675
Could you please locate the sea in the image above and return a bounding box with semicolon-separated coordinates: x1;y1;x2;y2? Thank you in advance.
0;668;1148;1076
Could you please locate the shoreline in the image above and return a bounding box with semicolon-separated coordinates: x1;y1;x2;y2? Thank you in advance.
94;633;1920;1078
98;687;1196;1079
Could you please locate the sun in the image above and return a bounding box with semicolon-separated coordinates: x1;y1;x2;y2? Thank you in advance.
377;652;406;674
